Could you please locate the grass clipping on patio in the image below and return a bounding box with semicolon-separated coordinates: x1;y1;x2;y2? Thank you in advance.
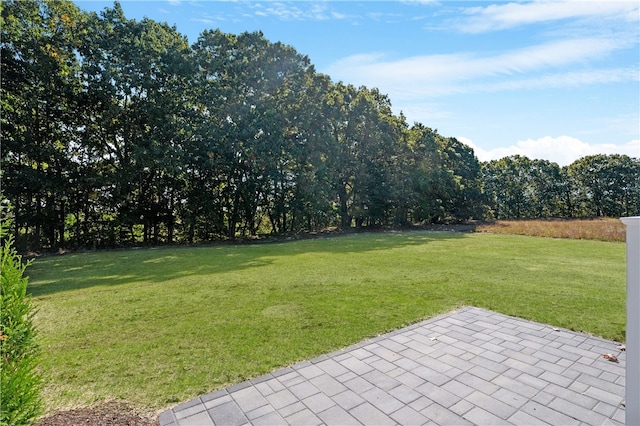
26;229;625;413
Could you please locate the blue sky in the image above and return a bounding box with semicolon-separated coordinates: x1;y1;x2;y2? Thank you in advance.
75;1;640;166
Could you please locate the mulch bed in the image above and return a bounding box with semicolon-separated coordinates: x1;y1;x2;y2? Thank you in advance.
36;401;158;426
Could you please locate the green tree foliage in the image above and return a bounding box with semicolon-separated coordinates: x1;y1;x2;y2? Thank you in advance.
437;136;484;221
2;0;637;250
324;84;405;228
482;156;566;219
403;124;451;223
191;30;329;238
482;154;639;219
78;4;193;245
398;126;485;224
0;220;43;425
568;154;640;217
1;0;83;251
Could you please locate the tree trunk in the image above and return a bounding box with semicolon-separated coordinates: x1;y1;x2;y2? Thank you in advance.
188;221;195;245
34;193;42;251
153;218;159;244
338;186;350;229
58;199;66;248
167;215;174;244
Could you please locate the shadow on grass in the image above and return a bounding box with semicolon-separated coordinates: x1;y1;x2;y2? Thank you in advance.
27;230;468;297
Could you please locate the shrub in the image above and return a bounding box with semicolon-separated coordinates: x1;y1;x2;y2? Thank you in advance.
1;223;43;426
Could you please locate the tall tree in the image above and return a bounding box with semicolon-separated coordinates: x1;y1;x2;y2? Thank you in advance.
282;72;336;232
483;156;534;219
324;84;402;228
437;136;484;221
193;30;336;238
403;124;451;224
192;30;273;239
527;159;565;218
1;0;84;250
568;154;640;217
79;3;193;245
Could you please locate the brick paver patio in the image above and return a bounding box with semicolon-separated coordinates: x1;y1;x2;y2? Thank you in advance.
158;306;626;425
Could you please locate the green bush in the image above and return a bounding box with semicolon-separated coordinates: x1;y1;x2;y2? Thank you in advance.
1;223;43;426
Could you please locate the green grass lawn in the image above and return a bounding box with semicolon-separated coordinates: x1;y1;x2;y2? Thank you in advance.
27;231;626;413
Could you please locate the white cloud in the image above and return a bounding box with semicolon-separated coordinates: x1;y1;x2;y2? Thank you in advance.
460;136;640;166
324;38;636;99
458;0;639;33
191;18;216;24
401;0;438;4
248;2;347;22
261;3;305;20
471;68;639;92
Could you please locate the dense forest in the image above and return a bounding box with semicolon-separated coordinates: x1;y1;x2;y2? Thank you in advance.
2;0;639;251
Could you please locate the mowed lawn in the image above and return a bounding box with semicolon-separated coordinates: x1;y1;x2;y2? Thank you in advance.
27;231;626;413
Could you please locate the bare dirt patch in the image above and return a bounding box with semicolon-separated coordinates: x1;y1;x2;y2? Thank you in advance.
36;401;158;426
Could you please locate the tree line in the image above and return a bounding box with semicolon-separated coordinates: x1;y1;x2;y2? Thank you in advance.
483;154;639;220
2;0;639;251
